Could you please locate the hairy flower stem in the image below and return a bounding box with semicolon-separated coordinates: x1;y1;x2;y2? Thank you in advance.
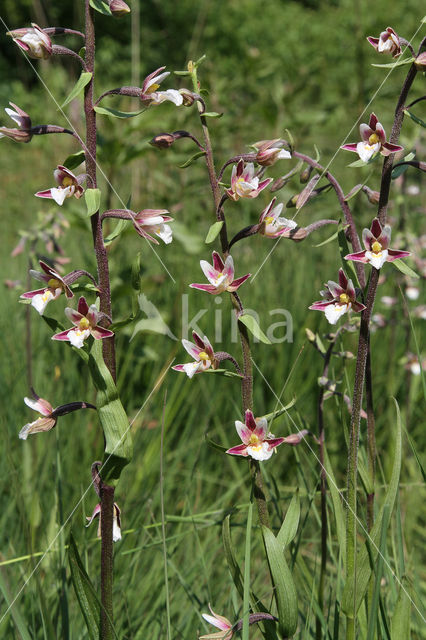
345;59;418;640
84;3;115;636
365;347;375;531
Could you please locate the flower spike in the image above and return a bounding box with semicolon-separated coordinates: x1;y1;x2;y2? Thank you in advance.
52;296;114;348
190;251;250;295
345;218;410;269
341;113;403;163
309;268;366;325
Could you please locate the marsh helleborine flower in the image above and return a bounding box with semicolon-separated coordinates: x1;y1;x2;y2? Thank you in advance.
200;605;233;640
190;251;251;295
253;138;291;167
52;296;114;348
7;23;52;59
345;218;410;269
341;113;403;163
132;209;173;244
140;67;183;106
309;268;366;325
36;165;84;206
226;159;272;201
226;409;285;461
367;27;401;58
21;260;74;315
86;502;122;542
19;395;95;440
172;332;218;378
258;197;298;238
0;103;32;143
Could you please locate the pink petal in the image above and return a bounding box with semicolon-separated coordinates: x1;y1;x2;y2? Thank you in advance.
375;122;386;144
382;142;403;154
386;249;410;261
370;218;382;239
235;420;252;444
359;124;373;141
24;396;53;416
266;437;285;449
222;255;235;281
345;250;368;263
228;273;251;291
189;283;219;294
341;143;359;152
182;338;202;360
51;329;72;341
21;287;48;299
327;280;343;298
352;301;367;312
245;410;257;431
77;297;89;316
378;224;391;249
367;36;379;48
171;364;185;372
90;326;114;340
192;331;205;349
369;113;378;130
309;300;333;310
338;268;348;289
253;417;268;439
200;260;220;284
35;189;53;199
133;223;160;244
65;307;84;325
212;251;224;272
226;444;249;456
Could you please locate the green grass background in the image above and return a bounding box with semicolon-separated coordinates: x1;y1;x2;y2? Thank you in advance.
0;1;424;637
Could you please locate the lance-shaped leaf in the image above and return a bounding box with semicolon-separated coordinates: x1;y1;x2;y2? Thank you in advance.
85;188;101;217
63;150;86;171
276;490;300;548
94;106;145;119
61;72;92;108
238;314;271;345
205;221;224;244
89;0;112;15
88;339;133;485
68;533;101;640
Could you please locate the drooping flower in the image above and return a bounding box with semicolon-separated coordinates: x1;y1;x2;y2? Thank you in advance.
7;23;52;59
367;27;401;58
253;139;291;167
35;165;85;206
109;0;131;16
19;395;95;440
20;260;74;315
345;218;410;269
226;409;285;461
0;102;32;143
86;502;122;542
132;209;173;244
172;332;218;378
226;159;272;201
341;113;403;163
140;67;183;107
190;251;250;295
258;198;298;238
52;296;114;348
309;268;366;325
200;605;233;640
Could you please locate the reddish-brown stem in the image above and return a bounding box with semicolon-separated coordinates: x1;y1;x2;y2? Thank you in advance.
365;344;375;531
44;27;85;38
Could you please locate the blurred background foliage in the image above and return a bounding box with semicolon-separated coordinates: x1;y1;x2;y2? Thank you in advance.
0;1;424;638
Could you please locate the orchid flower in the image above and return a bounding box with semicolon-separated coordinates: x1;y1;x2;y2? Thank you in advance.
86;502;122;542
19;395;95;440
226;159;272;201
132;209;173;244
226;410;285;461
140;67;183;106
172;332;218;378
258;198;298;238
7;23;52;59
309;268;366;325
190;251;250;295
253;138;291;167
20;260;74;315
52;296;114;348
0;102;32;143
200;605;233;640
341;113;403;163
367;27;401;58
345;218;410;269
36;165;85;206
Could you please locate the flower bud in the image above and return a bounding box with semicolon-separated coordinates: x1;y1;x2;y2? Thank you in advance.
299;165;313;184
286;194;299;208
7;24;52;59
109;0;131;16
361;185;380;204
414;51;426;70
149;133;176;149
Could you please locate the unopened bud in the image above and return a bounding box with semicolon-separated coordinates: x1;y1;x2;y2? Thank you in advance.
362;185;380;204
270;176;289;192
286;194;299;208
305;328;316;343
283;429;311;445
149;133;176;149
299;165;313;184
414;51;426;70
109;0;131;16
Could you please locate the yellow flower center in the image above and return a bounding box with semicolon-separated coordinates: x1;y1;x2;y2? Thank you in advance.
47;278;61;289
249;433;260;446
62;176;74;188
198;351;209;361
264;216;274;224
79;317;90;330
368;133;380;145
371;240;382;254
146;83;160;95
339;293;350;304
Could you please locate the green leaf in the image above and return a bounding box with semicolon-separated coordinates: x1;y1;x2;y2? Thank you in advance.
390;577;412;640
284;128;294;153
204;368;244;379
342;399;402;617
324;447;346;561
88;339;133;486
262;526;298;637
178;150;206;168
61;72;92;108
314;144;321;162
392;259;419;279
173;70;191;77
261;397;297;422
242;501;253;640
371;58;413;68
84;188;101;217
391;151;417;179
222;515;244;598
202;111;223;118
205;221;224;244
104;219;130;246
89;0;112;15
366;504;391;640
94;105;145;119
337;223;360;288
63;150;86;171
314;229;339;248
277;490;300;548
238;314;271;344
205;435;227;453
68;533;102;640
0;568;32;640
